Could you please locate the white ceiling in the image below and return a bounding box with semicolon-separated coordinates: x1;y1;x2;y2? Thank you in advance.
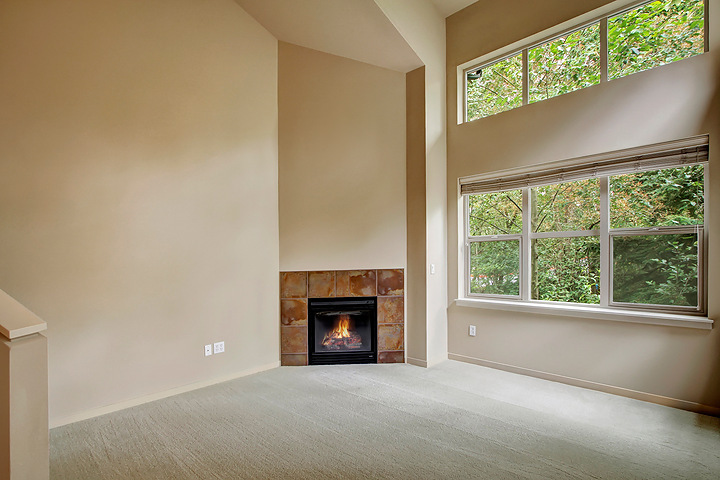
235;0;479;72
429;0;478;17
235;0;423;72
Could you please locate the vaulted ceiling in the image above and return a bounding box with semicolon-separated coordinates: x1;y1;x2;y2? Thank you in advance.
235;0;477;72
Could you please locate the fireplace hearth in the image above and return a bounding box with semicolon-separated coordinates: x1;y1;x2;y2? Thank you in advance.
308;297;377;365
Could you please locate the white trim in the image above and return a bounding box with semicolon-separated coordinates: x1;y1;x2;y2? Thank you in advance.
453;297;713;330
447;353;720;417
406;356;428;367
50;361;280;428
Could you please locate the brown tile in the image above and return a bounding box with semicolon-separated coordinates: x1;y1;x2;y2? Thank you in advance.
378;324;403;351
348;270;376;296
281;299;307;325
281;353;307;366
308;271;335;298
336;271;350;296
378;269;404;296
281;326;307;354
378;351;404;364
281;272;307;298
378;296;404;324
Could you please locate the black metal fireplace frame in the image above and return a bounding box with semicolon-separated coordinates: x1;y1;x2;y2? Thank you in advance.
307;297;377;365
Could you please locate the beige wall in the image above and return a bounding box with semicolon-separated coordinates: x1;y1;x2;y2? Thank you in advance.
446;0;720;409
0;0;279;425
278;42;406;271
375;0;448;366
406;67;428;364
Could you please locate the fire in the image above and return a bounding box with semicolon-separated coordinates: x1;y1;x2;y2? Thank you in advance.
321;315;362;349
334;315;351;338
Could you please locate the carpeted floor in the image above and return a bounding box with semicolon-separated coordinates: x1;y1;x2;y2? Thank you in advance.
50;360;720;479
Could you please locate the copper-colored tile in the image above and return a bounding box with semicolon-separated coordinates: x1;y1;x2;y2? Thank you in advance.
348;270;376;296
378;269;404;296
308;271;335;298
281;326;308;354
378;324;403;351
281;272;307;298
281;299;307;325
281;353;308;366
378;296;404;324
336;271;350;297
378;351;404;364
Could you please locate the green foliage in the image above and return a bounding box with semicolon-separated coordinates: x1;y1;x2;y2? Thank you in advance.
532;237;600;304
532;179;599;232
529;23;601;103
470;241;520;295
466;0;704;120
468;166;702;307
609;0;704;80
468;190;522;235
610;164;704;228
613;234;698;306
466;54;522;121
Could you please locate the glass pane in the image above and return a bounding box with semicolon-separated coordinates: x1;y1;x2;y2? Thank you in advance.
531;178;599;233
613;233;698;307
529;23;601;103
468;190;523;236
532;236;600;304
466;53;522;121
470;240;520;296
610;164;704;229
608;0;705;80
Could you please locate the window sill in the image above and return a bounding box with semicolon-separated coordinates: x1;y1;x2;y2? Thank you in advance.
453;298;713;330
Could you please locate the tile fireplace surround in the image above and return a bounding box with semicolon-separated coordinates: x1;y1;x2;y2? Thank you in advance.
280;269;405;366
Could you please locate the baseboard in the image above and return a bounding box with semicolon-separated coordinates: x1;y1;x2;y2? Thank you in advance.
50;361;280;428
448;353;720;417
406;356;428;367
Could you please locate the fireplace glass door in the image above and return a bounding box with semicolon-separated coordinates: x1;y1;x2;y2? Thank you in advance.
308;297;377;365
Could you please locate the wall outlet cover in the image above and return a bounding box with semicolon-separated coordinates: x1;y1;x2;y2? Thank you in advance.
469;325;476;337
214;341;225;354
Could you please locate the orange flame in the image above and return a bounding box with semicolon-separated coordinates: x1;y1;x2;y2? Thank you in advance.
334;315;351;338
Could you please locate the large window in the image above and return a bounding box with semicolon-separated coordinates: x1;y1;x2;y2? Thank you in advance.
464;0;706;122
462;140;707;315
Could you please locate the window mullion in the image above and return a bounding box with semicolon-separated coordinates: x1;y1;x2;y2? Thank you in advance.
600;17;608;82
522;49;529;106
600;176;610;307
521;187;531;301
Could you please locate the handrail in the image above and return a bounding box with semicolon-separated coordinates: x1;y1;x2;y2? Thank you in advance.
0;288;47;341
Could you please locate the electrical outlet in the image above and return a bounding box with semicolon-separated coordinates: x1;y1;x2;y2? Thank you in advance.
214;341;225;354
204;344;212;356
469;325;476;337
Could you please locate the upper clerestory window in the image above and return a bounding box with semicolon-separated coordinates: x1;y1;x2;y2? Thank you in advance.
463;0;707;123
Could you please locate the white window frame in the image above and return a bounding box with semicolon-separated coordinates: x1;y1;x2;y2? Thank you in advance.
458;0;709;124
458;136;709;324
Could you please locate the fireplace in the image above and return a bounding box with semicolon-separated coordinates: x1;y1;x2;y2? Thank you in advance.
308;297;377;365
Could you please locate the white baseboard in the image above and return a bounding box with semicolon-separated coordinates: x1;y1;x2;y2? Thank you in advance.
50;361;280;428
448;353;720;417
406;356;428;367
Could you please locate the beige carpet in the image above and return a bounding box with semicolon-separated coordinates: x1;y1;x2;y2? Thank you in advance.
50;360;720;479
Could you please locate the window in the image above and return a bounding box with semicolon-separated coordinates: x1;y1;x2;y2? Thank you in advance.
461;139;708;315
466;54;522;122
463;0;706;121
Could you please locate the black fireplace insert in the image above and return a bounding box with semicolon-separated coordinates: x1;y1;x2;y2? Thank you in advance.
308;297;377;365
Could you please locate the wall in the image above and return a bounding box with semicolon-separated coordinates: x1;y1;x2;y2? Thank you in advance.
374;0;448;367
0;0;279;425
406;67;428;364
446;0;720;411
278;42;407;272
